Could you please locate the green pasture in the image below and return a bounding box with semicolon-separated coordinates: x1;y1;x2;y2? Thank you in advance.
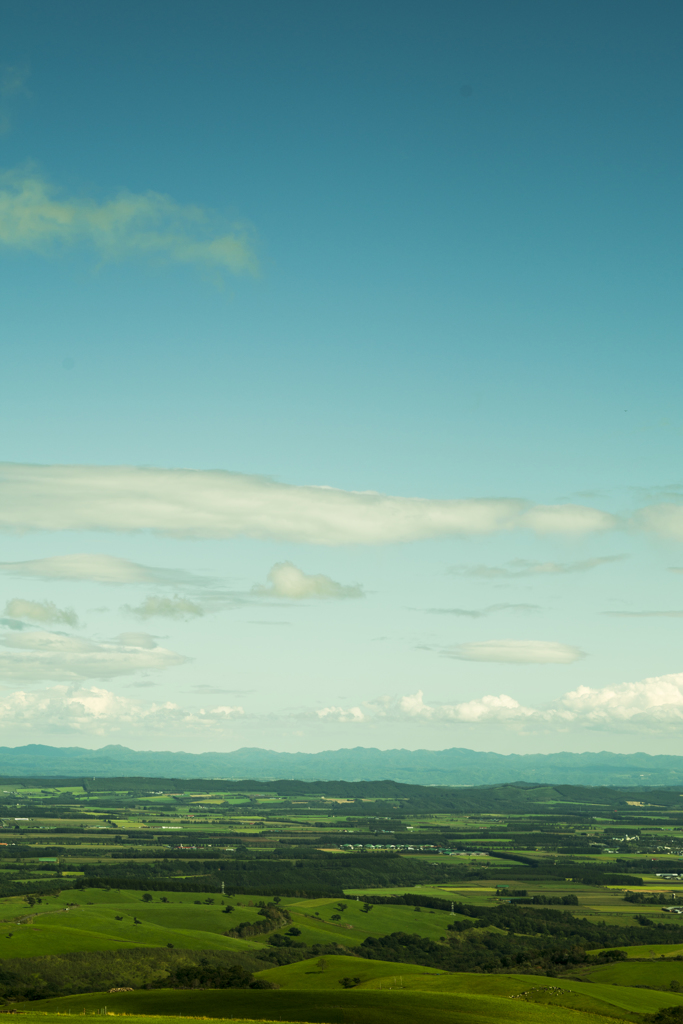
254;954;445;989
587;958;683;988
342;885;459;898
254;958;683;1016
283;895;455;946
24;987;629;1024
0;892;261;957
12;1017;282;1024
363;971;683;1015
0;888;462;959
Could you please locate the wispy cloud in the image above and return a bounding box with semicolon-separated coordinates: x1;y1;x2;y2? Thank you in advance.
122;595;205;620
3;598;78;628
441;639;584;664
449;556;626;578
0;170;256;273
0;626;186;683
0;463;618;544
0;553;217;589
426;603;539;618
252;562;364;600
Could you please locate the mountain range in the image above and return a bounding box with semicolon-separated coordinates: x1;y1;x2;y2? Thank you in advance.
1;744;683;786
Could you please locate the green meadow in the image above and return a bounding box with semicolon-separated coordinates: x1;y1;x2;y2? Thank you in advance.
21;989;631;1024
0;889;458;958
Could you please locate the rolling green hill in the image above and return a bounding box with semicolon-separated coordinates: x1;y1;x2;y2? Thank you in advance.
23;987;631;1024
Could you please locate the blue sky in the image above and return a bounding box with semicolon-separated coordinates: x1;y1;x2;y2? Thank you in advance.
0;0;682;753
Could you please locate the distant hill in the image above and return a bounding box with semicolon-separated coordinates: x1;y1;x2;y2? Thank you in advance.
0;743;682;786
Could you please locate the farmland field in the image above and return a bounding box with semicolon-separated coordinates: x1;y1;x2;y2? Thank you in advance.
5;775;683;1022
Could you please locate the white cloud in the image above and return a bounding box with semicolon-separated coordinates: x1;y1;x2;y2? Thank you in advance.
122;595;204;619
449;556;625;578
0;463;618;544
0;170;256;273
0;627;187;683
0;553;214;587
0;685;242;736
315;705;365;722
3;598;78;628
394;673;683;732
556;675;683;727
3;672;683;736
443;639;585;664
253;562;364;600
399;689;531;722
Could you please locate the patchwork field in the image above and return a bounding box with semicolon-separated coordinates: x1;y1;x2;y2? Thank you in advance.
6;775;683;1023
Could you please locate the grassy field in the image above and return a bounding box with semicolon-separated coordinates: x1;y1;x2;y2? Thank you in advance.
25;960;683;1022
282;895;456;946
7;1016;293;1024
253;953;446;988
23;988;631;1024
0;890;261;957
586;958;683;988
0;894;463;974
0;888;460;957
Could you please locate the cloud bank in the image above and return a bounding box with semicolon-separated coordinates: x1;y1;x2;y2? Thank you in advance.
2;671;683;736
394;673;683;731
0;463;619;544
0;686;242;736
0;170;256;273
253;562;364;600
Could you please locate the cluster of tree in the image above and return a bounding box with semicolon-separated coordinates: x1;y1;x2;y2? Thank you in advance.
624;892;681;904
359;892;454;911
358;926;626;974
618;859;683;874
110;849;226;860
164;958;275;990
0;879;73;899
353;901;683;974
0;948;272;1002
73;878;344;898
644;1008;683;1023
227;904;292;939
76;850;473;893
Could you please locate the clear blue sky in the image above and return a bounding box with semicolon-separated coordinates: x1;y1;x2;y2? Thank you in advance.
0;0;682;753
